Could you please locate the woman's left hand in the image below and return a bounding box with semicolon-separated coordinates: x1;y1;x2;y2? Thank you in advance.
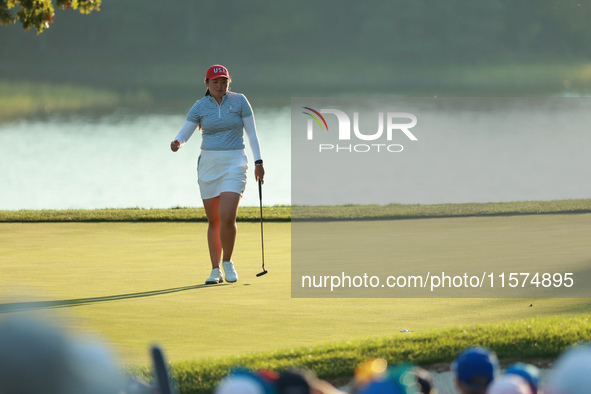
255;164;265;184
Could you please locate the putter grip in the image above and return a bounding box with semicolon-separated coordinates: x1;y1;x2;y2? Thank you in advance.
258;179;262;200
151;346;173;394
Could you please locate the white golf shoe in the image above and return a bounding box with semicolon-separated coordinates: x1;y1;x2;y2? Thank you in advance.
205;268;224;285
222;260;238;283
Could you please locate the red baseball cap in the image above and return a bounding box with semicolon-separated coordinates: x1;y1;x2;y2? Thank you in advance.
206;64;230;80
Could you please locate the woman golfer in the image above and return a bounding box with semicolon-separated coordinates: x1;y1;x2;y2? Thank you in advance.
170;64;264;284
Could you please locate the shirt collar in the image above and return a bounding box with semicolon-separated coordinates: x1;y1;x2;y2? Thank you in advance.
208;92;229;105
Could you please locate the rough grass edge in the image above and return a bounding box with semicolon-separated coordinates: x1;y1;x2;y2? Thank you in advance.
1;199;591;222
128;314;591;394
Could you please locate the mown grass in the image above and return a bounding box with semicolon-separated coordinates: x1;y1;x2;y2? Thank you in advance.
0;206;291;222
293;199;591;221
131;314;591;394
2;199;590;222
2;201;590;394
3;219;589;367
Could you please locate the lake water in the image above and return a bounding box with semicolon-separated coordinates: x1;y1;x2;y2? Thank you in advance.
1;98;590;210
0;107;291;210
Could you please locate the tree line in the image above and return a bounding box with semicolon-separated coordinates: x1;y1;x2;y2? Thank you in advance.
2;0;591;66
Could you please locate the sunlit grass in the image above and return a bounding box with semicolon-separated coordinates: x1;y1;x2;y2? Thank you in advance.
0;80;121;122
247;60;591;97
1;199;590;222
132;314;591;394
3;61;591;123
2;211;590;394
446;62;591;93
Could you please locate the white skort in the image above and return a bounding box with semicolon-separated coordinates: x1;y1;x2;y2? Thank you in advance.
197;149;248;200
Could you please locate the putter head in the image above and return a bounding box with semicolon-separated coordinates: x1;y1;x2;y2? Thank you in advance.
256;270;268;277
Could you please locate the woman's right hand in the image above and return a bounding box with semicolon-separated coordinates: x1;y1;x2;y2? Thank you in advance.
170;140;181;152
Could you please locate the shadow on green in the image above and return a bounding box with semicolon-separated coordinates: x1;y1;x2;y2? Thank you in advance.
0;284;232;313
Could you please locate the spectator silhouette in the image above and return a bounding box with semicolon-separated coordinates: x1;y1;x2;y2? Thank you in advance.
0;316;124;394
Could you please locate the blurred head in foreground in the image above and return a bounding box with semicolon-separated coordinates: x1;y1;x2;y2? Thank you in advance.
452;346;499;394
0;315;124;394
215;369;274;394
215;368;345;394
487;374;533;394
544;344;591;394
504;362;540;394
354;360;436;394
414;366;437;394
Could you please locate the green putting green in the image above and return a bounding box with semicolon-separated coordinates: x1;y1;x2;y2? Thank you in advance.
1;216;589;367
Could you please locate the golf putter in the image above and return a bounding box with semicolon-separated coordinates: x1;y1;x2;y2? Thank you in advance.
256;179;268;277
151;345;174;394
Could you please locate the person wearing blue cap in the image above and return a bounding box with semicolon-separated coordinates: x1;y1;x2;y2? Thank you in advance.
451;346;499;394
